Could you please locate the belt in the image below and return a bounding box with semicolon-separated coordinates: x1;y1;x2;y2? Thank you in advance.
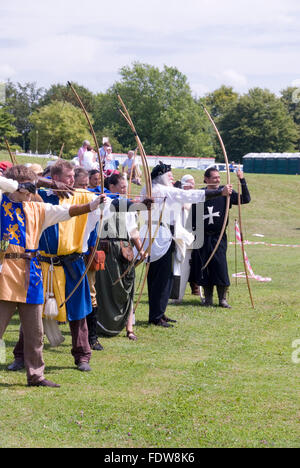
38;255;63;266
101;238;128;242
4;252;37;290
38;253;84;280
4;252;37;260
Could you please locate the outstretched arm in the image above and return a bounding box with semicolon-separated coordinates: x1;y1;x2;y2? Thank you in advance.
0;176;19;193
69;194;106;217
205;185;233;200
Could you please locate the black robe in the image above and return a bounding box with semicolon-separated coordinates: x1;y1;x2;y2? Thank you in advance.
190;179;251;287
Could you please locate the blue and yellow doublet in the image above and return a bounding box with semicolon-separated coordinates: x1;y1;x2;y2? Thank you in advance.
0;194;45;304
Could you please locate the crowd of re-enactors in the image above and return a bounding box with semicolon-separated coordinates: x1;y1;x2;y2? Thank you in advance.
0;138;248;388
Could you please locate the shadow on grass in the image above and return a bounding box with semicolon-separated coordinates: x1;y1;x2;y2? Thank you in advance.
168;300;204;306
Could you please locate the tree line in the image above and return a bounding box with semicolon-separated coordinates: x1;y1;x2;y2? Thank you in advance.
0;62;299;163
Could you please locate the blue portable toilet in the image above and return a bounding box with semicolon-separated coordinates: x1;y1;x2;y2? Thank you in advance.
253;157;265;173
265;156;276;173
243;153;300;174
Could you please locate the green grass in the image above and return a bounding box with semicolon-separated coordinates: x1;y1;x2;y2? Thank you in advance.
0;150;50;168
0;161;300;447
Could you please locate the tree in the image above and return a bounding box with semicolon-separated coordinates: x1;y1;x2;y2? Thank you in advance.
40;83;96;114
203;85;239;119
280;86;300;150
218;88;299;162
0;106;20;151
199;86;240;161
5;80;45;151
94;62;215;157
29;102;92;157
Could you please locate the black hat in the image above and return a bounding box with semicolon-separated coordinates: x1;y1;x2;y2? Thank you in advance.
151;161;171;180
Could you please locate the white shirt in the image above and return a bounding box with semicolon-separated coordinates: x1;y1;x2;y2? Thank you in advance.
0;176;19;204
81;150;99;171
138;184;206;262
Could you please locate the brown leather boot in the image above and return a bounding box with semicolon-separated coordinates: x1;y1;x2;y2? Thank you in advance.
203;286;214;306
217;286;231;308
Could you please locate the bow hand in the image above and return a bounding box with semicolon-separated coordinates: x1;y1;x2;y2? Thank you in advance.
222;184;232;197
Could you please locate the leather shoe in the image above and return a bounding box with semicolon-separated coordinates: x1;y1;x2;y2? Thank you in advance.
77;362;91;372
28;379;60;388
150;318;173;328
219;299;232;308
163;314;177;323
90;340;104;351
7;360;25;371
127;330;138;341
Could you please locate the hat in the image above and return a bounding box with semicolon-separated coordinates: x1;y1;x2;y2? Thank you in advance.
181;174;194;187
30;163;43;175
0;161;13;171
151;161;171;180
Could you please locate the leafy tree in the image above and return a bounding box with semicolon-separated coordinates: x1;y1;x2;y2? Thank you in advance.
280;86;300;150
199;86;240;161
94;62;215;157
218;88;299;162
203;85;239;119
29;102;92;157
0;106;20;150
40;82;96;114
5;80;45;151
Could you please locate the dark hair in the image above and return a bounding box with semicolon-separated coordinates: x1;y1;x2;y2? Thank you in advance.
173;180;182;188
104;177;110;190
108;173;125;187
89;169;100;179
4;165;38;183
204;166;219;179
42;166;52;177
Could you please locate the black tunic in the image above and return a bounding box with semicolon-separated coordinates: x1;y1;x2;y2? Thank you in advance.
190;179;251;286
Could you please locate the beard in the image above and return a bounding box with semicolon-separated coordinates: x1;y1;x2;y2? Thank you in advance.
153;173;173;187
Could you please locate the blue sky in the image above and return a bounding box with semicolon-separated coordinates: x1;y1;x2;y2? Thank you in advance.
1;0;300;97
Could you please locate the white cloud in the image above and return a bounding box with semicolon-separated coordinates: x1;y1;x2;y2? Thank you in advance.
0;64;16;81
0;0;300;95
220;70;248;88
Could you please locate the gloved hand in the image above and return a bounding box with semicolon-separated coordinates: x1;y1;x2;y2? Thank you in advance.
18;182;37;194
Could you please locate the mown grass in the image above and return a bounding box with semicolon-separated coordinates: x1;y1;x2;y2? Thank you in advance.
0;158;299;448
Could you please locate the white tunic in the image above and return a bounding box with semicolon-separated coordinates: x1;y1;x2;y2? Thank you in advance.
138;184;206;262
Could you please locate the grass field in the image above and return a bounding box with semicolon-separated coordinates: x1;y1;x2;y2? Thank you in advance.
0;153;299;448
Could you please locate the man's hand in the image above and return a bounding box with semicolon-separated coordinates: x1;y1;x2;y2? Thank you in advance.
143;197;154;210
89;194;106;211
51;180;75;199
139;249;148;261
236;169;244;180
222;184;233;196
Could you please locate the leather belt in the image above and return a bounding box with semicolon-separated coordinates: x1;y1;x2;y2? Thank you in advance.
38;253;84;281
4;252;37;291
37;255;63;266
4;252;37;260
